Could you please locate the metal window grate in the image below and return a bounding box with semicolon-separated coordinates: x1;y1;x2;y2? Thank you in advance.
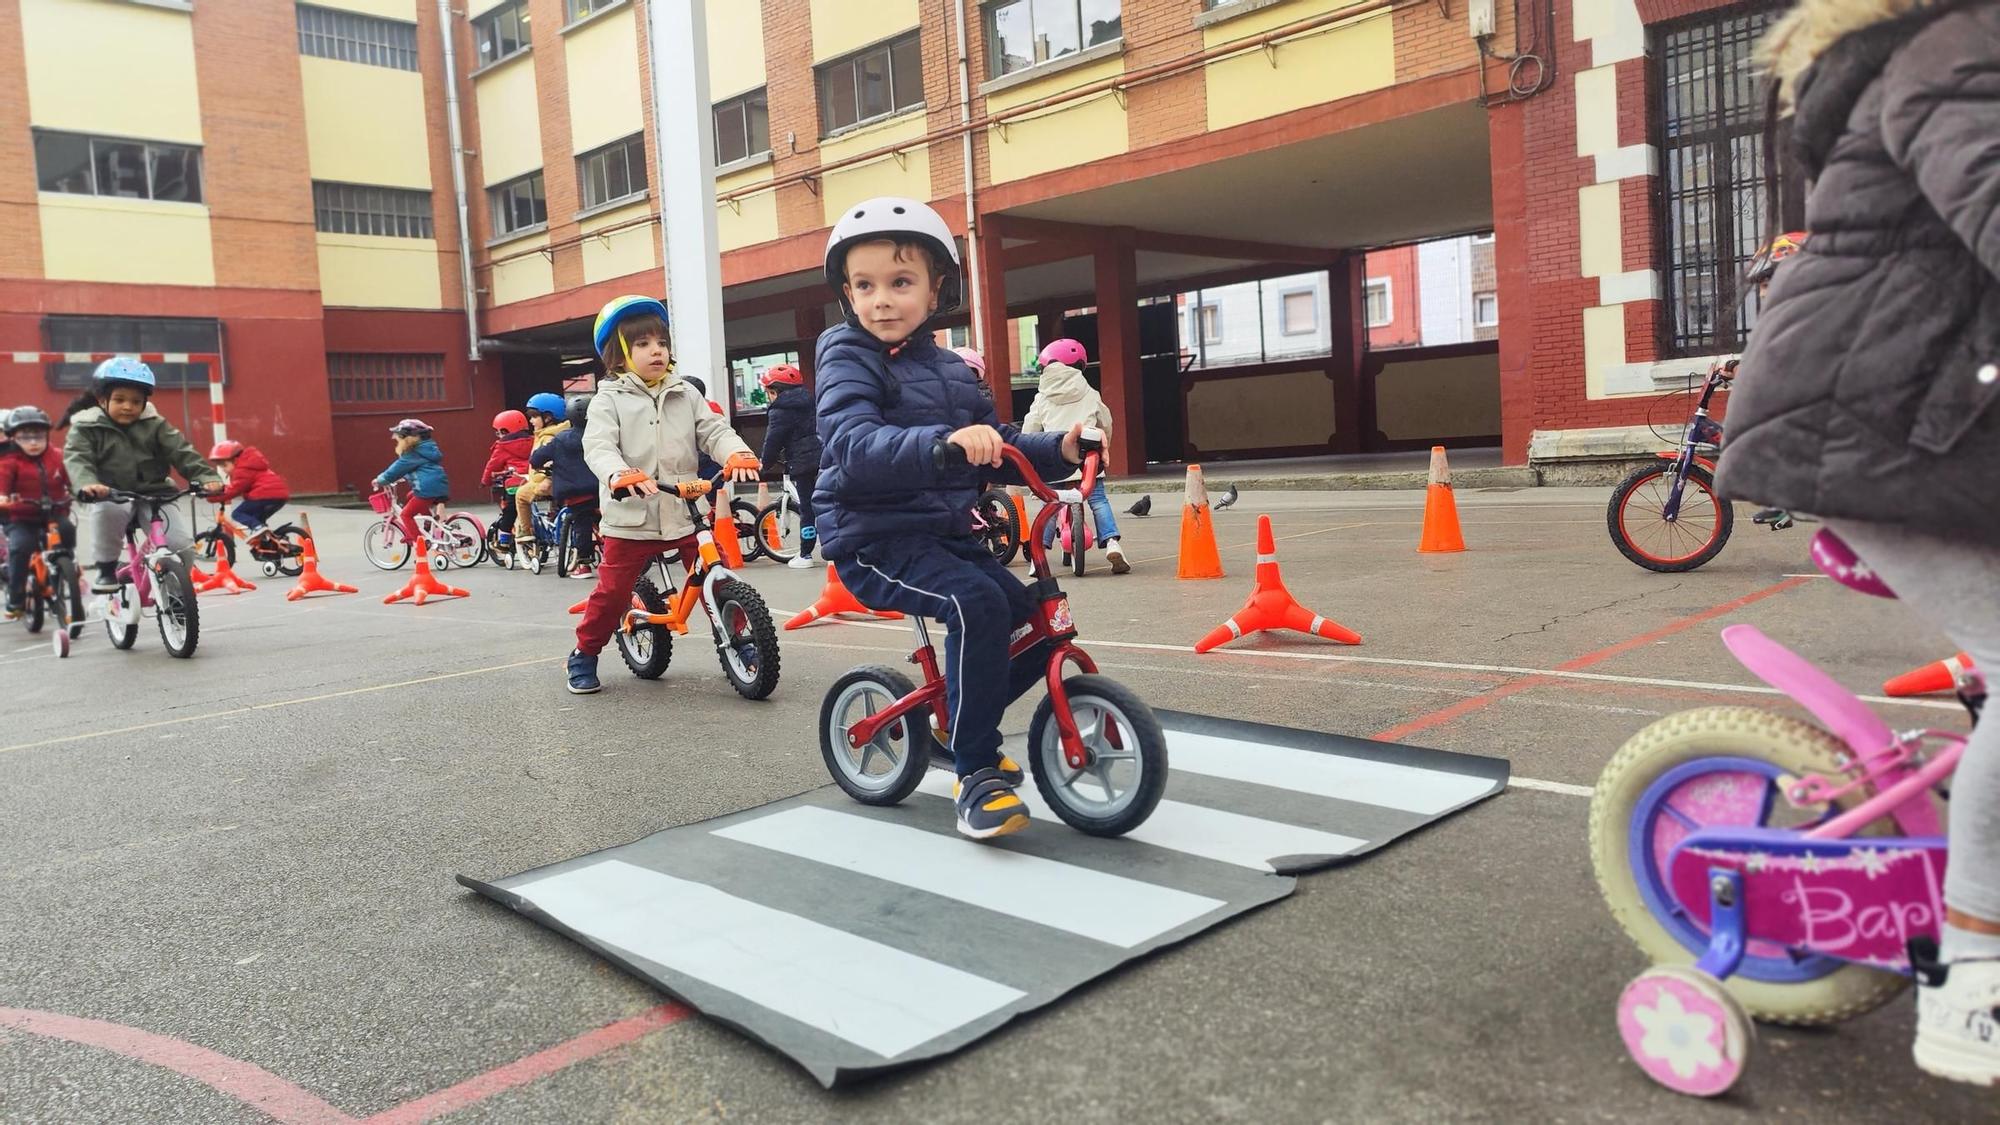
1657;5;1782;356
312;182;434;238
327;353;447;404
43;315;219;389
297;4;419;72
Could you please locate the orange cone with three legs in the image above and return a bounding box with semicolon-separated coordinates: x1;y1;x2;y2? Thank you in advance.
1194;514;1360;653
784;563;904;629
383;538;467;605
194;551;256;595
285;515;358;601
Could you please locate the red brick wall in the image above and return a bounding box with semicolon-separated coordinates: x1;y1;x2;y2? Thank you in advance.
194;0;320;292
0;0;43;282
530;0;584;292
1362;245;1420;349
324;308;499;499
1395;0;1513;83
760;0;826;238
1124;0;1205;150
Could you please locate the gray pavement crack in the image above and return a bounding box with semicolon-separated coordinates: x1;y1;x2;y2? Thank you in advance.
1493;583;1683;644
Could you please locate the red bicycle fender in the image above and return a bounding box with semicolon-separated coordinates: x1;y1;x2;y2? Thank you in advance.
1655;451;1717;472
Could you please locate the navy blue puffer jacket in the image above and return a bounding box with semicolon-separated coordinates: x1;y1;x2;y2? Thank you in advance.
758;382;822;475
530;426;596;503
813;324;1068;560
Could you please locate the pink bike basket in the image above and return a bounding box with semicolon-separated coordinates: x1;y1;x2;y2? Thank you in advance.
367;491;391;514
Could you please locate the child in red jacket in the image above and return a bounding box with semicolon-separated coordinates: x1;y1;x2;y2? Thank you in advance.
206;440;292;541
1;406;74;620
484;410;534;547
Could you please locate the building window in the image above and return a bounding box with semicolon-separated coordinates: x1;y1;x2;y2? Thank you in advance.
1474;292;1499;327
296;4;419;71
42;316;219;390
728;349;799;414
1657;4;1791;356
473;0;530;66
1279;290;1316;336
1364;280;1393;328
576;135;647;211
312;182;434;238
328;353;447;404
1195;304;1221;344
33;129;203;203
986;0;1122;78
817;32;923;135
564;0;618;21
487;171;547;237
713;89;770;166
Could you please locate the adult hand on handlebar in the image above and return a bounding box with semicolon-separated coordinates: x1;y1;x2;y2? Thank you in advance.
947;424;1006;468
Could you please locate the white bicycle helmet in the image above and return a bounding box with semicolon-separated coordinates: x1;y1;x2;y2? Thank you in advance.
823;196;962;322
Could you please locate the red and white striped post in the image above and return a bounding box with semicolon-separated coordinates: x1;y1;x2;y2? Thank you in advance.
6;351;226;440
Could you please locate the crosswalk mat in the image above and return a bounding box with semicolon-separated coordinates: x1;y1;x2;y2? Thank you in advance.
459;710;1507;1087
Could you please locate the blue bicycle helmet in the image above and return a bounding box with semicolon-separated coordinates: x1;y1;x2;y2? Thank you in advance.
92;357;157;393
525;392;567;418
592;295;670;360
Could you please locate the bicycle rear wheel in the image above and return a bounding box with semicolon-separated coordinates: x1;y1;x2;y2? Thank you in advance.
756;500;799;564
267;524;308;577
728;500;766;563
193;528;236;568
975;489;1019;566
1069;502;1088;578
1608;463;1734;573
442;514;486;568
153;557;200;658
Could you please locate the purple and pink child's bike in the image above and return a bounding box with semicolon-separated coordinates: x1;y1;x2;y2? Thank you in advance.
1590;531;1985;1096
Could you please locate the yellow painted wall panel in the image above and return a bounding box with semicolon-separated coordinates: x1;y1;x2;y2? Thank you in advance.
1577;181;1621;278
467;0;509;18
717;163;779;251
580;200;657;285
565;6;644;154
817;113;932;222
21;0;202;142
707;0;767;99
1582;304;1626;398
301;58;432;189
317;234;444;308
812;0;918;62
39;194;213;287
1202;4;1395;130
490;238;554;306
314;0;416;19
983;54;1127;185
475;51;544;183
1574;67;1618;157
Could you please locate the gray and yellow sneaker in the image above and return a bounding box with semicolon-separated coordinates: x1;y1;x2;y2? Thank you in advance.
953;766;1030;840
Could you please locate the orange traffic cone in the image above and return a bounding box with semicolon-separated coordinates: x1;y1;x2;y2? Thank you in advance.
285;516;359;601
784;563;904;629
567;597;589;614
195;552;257;595
1884;652;1977;697
715;499;746;568
190;562;213;585
1178;464;1225;580
1418;445;1466;553
1195;514;1359;654
383;539;468;605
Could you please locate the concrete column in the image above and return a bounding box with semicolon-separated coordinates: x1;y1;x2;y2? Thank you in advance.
645;0;729;420
795;304;827;386
1094;229;1144;474
1326;254;1366;454
975;221;1013;421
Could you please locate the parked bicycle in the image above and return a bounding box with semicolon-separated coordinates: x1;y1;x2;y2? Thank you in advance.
80;488;203;659
362;483;486;571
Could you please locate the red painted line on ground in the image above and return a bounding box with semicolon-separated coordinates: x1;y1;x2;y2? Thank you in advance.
0;1007;358;1125
1371;576;1812;742
361;1003;691;1125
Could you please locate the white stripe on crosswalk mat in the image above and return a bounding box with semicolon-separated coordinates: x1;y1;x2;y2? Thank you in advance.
511;859;1024;1059
915;772;1366;873
1166;729;1495;815
714;806;1226;948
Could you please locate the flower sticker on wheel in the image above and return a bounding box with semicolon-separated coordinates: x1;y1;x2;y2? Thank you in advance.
1632;987;1724;1080
1617;969;1750;1096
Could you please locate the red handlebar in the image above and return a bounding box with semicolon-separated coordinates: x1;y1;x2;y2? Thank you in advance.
932;436;1100;503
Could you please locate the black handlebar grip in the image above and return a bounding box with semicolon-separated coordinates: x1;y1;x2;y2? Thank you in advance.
932;439;970;471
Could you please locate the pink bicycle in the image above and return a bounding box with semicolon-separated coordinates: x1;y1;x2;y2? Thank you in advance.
1591;531;1983;1096
79;488;206;659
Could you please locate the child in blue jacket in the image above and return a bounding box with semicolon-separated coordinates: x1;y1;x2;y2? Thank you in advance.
372;418;450;544
815;197;1083;840
529;395;600;576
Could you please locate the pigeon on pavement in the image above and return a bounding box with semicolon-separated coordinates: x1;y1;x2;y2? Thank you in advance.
1126;494;1152;517
1213;483;1240;510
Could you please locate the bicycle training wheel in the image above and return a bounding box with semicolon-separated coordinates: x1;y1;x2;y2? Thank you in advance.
1028;675;1167;836
1608;463;1734;573
153;557;200;659
820;665;936;806
362;521;411;570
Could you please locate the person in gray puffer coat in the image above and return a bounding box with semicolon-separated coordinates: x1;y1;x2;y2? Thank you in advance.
1719;0;2000;1087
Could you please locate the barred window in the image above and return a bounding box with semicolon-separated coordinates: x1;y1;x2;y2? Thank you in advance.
297;4;419;71
33;129;203;203
43;315;219;391
817;33;923;135
313;182;434;238
327;353;447;404
487;171;547;237
1656;4;1797;356
473;0;530;67
576;135;647;211
713;89;770;166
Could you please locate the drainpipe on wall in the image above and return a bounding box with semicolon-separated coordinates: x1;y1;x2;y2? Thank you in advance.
952;0;984;354
436;0;482;361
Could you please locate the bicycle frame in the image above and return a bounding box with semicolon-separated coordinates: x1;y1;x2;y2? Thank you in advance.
376;485;465;554
842;442;1107;771
25;500;69;598
1658;362;1733;523
617;480;742;638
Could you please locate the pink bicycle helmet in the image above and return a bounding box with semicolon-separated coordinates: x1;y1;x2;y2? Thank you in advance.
952;346;987;375
390;418;433;436
1038;338;1087;368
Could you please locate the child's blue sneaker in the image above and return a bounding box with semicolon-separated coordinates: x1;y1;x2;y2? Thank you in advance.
953;766;1030;841
566;648;601;694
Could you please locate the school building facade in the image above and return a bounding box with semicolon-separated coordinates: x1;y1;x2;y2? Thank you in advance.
0;0;1785;494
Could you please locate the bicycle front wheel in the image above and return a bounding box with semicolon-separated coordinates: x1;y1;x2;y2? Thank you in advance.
153;557;200;658
51;557;84;654
363;520;411;570
1608;463;1734;573
442;514;486;568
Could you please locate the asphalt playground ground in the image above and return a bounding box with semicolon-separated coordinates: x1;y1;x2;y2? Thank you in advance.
1;486;1987;1123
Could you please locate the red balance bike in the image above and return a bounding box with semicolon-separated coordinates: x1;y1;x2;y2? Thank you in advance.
817;430;1168;836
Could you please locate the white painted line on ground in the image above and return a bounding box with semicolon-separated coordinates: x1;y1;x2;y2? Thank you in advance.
714;806;1224;948
915;771;1365;873
1167;729;1496;816
510;859;1023;1059
1508;776;1595;798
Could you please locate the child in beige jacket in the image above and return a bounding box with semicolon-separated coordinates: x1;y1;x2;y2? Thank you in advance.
1022;339;1127;573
